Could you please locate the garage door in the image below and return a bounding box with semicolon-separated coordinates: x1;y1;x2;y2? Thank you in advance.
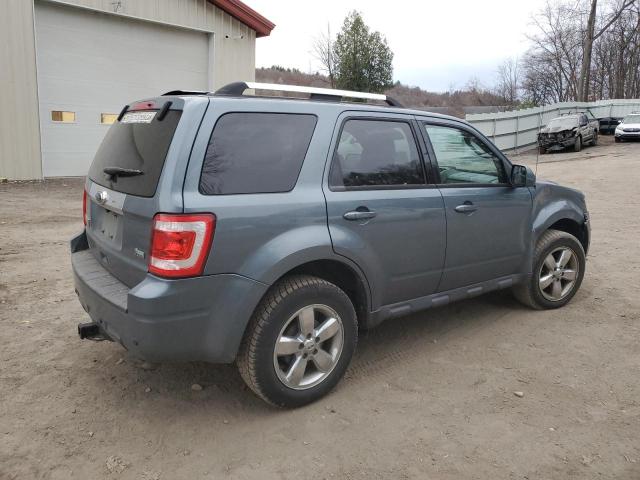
35;2;210;177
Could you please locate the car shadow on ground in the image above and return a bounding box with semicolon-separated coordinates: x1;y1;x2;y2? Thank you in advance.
81;289;525;414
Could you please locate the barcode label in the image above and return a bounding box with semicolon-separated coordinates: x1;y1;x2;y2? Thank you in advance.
121;111;156;124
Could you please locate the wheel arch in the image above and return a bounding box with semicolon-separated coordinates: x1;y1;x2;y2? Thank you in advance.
547;218;589;254
258;257;372;330
535;213;589;255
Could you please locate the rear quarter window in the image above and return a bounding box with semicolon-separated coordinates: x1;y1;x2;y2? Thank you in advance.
199;113;317;195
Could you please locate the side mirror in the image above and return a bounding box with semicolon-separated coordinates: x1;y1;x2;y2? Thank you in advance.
510;164;535;187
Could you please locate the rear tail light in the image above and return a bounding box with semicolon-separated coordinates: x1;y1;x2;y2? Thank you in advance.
82;189;88;226
149;213;215;278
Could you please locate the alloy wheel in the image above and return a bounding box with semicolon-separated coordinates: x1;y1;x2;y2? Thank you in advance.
273;304;344;390
538;247;579;301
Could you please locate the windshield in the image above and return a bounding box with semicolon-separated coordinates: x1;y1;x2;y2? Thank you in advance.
546;117;578;130
622;114;640;124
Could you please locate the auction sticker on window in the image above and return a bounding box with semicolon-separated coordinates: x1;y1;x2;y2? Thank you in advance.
121;111;157;124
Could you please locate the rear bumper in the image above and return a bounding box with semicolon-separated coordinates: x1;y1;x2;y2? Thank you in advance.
71;231;268;363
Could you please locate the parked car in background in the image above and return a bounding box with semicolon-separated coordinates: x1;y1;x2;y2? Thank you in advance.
598;117;621;135
538;113;599;154
71;82;590;407
615;112;640;142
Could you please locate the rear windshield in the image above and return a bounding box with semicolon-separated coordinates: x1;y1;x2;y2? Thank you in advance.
88;110;182;197
199;113;317;195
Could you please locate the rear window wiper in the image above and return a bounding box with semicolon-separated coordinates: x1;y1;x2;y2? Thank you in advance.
103;167;144;180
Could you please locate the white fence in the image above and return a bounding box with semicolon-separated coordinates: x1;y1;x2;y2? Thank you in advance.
465;99;640;152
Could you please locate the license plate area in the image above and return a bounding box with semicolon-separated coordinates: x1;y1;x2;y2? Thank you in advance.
92;206;123;247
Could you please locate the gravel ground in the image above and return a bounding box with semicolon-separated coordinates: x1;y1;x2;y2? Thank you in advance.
1;136;639;480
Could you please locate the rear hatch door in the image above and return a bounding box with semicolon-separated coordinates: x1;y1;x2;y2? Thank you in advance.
85;96;208;287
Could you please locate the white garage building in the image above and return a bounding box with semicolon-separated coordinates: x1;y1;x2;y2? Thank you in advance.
0;0;274;179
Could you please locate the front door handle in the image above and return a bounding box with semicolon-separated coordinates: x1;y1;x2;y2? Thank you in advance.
343;208;377;221
454;202;477;213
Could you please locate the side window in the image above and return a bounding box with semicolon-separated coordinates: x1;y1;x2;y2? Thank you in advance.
424;125;508;185
200;113;317;195
329;119;424;189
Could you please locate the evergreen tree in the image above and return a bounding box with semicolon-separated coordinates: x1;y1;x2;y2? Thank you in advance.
333;11;394;93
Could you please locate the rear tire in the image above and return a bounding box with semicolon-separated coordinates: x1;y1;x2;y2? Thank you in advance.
591;131;598;145
513;229;585;310
538;146;547;155
237;275;358;407
573;135;582;152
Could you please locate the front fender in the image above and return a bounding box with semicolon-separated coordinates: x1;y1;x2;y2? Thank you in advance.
532;201;585;239
530;177;589;257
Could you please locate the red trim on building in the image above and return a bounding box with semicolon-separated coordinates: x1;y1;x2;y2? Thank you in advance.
210;0;275;37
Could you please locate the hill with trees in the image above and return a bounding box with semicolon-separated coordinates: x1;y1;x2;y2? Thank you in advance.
256;66;507;118
257;2;640;116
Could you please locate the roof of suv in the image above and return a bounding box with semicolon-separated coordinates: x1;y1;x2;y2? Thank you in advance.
163;81;467;125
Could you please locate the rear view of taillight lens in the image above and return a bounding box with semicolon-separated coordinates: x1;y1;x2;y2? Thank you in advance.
149;213;215;278
82;189;88;226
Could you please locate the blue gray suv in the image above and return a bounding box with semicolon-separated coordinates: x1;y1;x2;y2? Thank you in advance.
72;82;590;407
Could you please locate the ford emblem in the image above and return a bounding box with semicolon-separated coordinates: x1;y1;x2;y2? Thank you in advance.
95;190;108;205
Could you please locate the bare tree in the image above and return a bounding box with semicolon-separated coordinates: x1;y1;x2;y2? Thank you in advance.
312;24;336;88
521;0;640;105
495;58;520;104
578;0;636;101
526;1;583;102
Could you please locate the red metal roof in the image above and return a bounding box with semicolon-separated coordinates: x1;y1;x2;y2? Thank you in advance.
210;0;275;37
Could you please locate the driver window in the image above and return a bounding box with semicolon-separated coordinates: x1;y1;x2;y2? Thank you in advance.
424;125;507;185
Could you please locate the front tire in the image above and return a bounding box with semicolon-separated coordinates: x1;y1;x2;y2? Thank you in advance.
513;229;586;310
237;275;358;407
573;135;582;152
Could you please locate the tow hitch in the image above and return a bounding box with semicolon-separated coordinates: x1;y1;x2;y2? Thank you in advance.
78;322;106;341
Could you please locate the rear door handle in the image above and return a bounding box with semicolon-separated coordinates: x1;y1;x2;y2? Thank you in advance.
343;209;377;221
454;202;477;213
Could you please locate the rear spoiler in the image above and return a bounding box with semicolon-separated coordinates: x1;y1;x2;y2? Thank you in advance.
162;90;212;96
117;100;173;122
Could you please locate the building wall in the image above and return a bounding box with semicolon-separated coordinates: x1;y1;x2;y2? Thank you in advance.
0;0;256;180
47;0;257;88
0;0;43;180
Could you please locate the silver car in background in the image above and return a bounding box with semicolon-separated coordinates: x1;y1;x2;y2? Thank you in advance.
615;112;640;142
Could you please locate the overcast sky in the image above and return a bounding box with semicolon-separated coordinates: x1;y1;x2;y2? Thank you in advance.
245;0;548;92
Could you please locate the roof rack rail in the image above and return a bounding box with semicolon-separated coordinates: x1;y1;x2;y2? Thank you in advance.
214;81;404;107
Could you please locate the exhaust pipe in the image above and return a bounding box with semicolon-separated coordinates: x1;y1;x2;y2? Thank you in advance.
77;322;105;341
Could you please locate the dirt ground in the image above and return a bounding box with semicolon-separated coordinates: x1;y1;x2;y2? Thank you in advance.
1;136;639;480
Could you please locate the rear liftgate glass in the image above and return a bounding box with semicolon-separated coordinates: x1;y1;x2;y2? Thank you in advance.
88;101;181;198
